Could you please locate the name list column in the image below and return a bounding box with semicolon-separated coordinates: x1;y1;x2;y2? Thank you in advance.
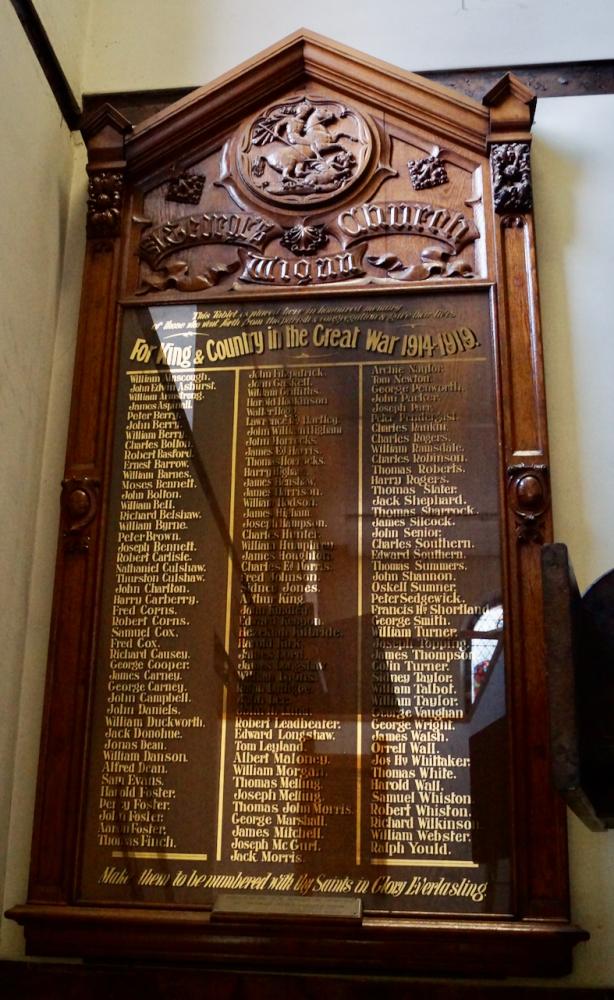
224;363;358;870
366;360;482;866
83;355;235;885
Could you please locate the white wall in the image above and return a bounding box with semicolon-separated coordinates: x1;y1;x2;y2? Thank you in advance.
0;1;85;954
533;94;614;987
82;0;614;93
1;1;613;987
535;95;614;588
34;0;92;103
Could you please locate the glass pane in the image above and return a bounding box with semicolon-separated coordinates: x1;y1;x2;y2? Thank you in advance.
79;291;510;916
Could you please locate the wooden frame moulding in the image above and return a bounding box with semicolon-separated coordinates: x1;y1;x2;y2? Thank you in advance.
7;30;587;977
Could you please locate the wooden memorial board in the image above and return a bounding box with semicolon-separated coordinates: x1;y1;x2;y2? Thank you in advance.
7;31;587;977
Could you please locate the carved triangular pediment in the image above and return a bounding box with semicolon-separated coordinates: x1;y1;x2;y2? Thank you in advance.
87;31;498;296
81;103;133;167
483;72;536;136
124;30;489;177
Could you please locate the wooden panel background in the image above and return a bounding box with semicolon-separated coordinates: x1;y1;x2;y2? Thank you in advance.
6;31;586;977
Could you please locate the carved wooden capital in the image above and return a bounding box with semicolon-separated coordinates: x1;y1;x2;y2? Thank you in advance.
61;477;100;553
81;103;131;239
87;171;124;238
491;142;532;215
507;464;549;543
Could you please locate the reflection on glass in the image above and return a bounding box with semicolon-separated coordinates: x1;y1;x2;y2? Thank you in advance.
81;294;511;917
468;605;504;703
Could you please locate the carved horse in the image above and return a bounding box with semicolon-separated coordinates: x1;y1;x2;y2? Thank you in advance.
252;102;356;186
283;103;353;156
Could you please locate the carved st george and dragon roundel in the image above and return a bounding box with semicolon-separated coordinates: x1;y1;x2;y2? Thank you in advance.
238;96;372;206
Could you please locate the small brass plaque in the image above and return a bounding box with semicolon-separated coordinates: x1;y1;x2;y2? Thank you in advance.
211;892;362;922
